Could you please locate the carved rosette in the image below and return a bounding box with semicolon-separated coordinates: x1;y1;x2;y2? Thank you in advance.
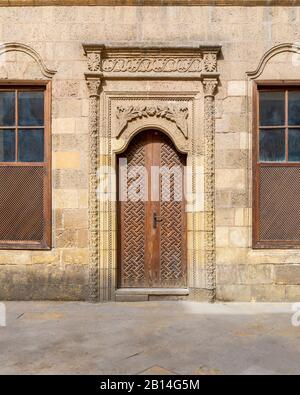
203;52;217;73
86;76;101;302
203;78;218;302
87;51;101;72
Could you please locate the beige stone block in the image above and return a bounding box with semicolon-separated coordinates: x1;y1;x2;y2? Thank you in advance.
54;189;79;209
222;96;246;114
77;229;88;248
216;247;248;265
31;252;60;265
52;118;76;134
216;265;237;285
215;169;245;189
78;190;88;208
239;132;249;150
227;81;246;96
237;264;273;285
216;227;229;247
54;80;80;99
215;149;247;169
250;285;286;302
286;286;300;301
75;117;89;134
217;284;251;302
216;208;235;226
62;249;88;265
53;151;81;169
64;209;88;229
56;229;78;248
234;208;249;226
215;133;240;150
215;113;246;134
55;209;64;230
215;190;232;208
0;253;31;265
274;265;300;285
53;99;82;118
229;227;249;247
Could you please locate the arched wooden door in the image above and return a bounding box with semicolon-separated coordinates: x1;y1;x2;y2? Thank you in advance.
117;130;187;288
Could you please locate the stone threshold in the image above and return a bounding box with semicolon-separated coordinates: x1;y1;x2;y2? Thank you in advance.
115;288;189;302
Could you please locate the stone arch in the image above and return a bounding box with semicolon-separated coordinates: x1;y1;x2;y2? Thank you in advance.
112;121;190;155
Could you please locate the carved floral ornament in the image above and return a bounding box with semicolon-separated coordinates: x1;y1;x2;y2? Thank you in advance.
116;105;189;137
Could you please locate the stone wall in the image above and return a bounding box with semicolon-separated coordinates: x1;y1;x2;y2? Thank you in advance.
0;5;300;300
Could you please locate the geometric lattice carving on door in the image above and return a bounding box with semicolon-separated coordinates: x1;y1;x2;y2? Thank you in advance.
119;134;146;287
160;135;186;287
259;166;300;241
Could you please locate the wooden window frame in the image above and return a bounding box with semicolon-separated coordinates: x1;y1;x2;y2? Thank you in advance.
253;80;300;249
0;80;51;250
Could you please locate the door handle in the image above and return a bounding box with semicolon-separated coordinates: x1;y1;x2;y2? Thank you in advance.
153;212;162;229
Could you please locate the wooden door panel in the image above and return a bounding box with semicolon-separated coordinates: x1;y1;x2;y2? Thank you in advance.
160;134;186;287
118;130;186;288
119;135;146;287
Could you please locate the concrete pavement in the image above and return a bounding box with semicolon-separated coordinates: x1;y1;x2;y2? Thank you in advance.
0;301;299;375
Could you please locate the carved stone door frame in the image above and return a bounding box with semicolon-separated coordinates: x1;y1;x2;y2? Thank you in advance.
83;44;221;302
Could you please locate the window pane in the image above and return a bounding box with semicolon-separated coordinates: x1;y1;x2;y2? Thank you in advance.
259;91;285;126
259;129;285;162
18;129;44;162
18;92;44;126
0;130;15;162
288;91;300;125
288;128;300;161
0;92;15;126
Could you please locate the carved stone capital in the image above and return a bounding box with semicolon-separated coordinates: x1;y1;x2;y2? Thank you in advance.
202;78;218;97
85;73;102;97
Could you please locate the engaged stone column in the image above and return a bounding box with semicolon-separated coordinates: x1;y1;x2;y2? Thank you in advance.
86;74;102;302
203;78;218;303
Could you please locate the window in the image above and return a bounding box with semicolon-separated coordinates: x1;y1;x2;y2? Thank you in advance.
253;83;300;248
0;83;51;249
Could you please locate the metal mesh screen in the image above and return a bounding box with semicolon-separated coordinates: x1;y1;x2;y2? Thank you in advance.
259;166;300;241
0;166;45;243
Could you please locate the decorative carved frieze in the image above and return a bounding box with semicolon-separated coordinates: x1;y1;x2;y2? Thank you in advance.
102;57;202;73
116;105;189;137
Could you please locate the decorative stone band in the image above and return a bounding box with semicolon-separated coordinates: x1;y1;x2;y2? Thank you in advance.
203;77;218;302
85;73;102;302
83;44;221;77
